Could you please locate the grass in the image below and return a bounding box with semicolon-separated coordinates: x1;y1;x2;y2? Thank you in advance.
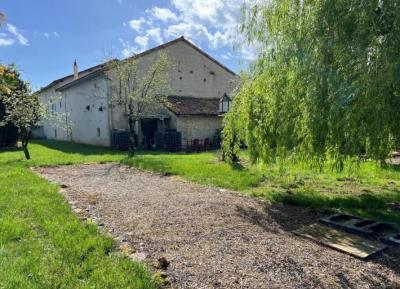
123;148;400;225
1;140;399;288
250;159;400;223
0;140;155;289
122;151;261;191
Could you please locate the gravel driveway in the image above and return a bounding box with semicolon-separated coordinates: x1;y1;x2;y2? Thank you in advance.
36;163;400;289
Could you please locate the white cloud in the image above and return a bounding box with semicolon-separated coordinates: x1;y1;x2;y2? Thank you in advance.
0;33;14;47
120;0;254;62
172;0;225;23
134;35;149;51
150;7;178;22
146;27;163;45
129;17;146;33
120;26;163;57
119;38;136;57
165;22;212;44
43;31;60;39
240;45;257;60
7;24;29;46
221;52;233;60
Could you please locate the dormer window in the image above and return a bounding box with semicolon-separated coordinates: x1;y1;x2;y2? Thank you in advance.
219;93;232;114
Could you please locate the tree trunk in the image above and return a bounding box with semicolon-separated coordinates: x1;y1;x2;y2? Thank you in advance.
20;128;31;160
128;117;138;157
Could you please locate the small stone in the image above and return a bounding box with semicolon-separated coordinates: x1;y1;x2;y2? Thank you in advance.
119;242;135;255
213;280;221;287
119;236;128;242
129;252;146;262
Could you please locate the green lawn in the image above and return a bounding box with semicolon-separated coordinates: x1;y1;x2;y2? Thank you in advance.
1;140;399;288
124;147;400;224
0;141;155;289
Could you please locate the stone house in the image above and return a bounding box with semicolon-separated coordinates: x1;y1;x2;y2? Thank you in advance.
36;37;238;149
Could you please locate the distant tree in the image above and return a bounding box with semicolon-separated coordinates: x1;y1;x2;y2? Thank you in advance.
0;65;44;159
106;52;171;155
223;0;400;169
0;12;6;27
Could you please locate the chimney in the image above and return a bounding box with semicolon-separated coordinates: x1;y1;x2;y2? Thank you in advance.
73;60;79;80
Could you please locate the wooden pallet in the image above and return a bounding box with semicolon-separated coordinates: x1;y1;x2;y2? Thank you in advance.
294;223;388;259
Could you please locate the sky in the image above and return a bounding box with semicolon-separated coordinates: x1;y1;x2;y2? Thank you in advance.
0;0;254;91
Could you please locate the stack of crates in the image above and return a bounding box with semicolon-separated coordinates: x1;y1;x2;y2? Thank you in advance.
155;130;182;151
111;130;130;150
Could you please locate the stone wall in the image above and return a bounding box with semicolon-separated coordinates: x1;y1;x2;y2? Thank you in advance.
176;115;222;147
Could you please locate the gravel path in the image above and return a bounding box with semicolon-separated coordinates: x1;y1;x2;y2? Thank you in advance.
36;163;400;289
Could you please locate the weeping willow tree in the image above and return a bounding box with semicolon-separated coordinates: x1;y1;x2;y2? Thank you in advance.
223;0;400;170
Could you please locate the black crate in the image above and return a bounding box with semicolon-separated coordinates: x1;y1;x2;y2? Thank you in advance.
111;130;129;150
155;130;181;151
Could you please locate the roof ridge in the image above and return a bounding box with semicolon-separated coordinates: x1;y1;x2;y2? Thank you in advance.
40;36;237;93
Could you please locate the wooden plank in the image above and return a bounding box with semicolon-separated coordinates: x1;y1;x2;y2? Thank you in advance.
294;223;388;259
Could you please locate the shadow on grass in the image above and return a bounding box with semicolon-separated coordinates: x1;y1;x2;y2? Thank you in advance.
382;163;400;172
121;156;173;175
230;161;245;171
269;191;400;225
35;140;193;157
33;140;123;156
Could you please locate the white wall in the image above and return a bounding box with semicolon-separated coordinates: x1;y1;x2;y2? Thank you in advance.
39;87;70;142
62;75;110;146
38;75;111;146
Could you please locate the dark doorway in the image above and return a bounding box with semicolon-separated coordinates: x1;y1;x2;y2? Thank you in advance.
141;118;158;149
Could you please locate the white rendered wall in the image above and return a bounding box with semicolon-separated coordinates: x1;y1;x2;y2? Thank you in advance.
38;75;111;146
62;76;110;146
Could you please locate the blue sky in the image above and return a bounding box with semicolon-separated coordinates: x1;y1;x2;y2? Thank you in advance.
0;0;252;91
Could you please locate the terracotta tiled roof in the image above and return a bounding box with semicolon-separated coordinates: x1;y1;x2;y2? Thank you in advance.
165;95;220;116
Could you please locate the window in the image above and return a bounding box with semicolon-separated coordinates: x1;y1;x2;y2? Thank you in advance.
54;129;57;138
59;100;62;108
219;93;232;114
97;128;101;137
